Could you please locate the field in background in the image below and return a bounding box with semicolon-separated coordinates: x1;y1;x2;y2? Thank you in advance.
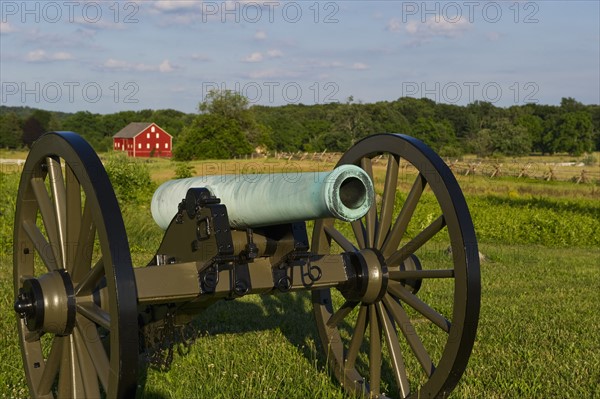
0;151;598;398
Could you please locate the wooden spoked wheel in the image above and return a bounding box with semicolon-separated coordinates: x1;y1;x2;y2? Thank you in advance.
13;132;138;398
312;134;480;398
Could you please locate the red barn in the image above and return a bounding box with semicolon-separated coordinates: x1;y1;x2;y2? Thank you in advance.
113;122;172;158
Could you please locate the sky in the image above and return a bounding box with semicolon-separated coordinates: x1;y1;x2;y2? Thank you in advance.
1;0;599;114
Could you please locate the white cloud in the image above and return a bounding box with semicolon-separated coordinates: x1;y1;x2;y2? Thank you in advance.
159;59;174;72
266;49;283;58
103;58;175;73
351;62;368;70
486;32;501;41
190;53;211;62
404;18;470;45
387;15;471;45
305;59;344;69
386;18;402;32
0;21;16;34
150;1;201;12
146;0;207;24
243;52;264;62
405;21;419;34
26;50;46;62
53;52;73;60
26;50;73;62
254;30;267;40
244;68;301;79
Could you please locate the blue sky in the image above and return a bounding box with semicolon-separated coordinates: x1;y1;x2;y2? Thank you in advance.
1;1;598;114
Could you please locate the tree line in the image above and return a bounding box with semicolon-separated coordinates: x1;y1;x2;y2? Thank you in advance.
1;93;598;158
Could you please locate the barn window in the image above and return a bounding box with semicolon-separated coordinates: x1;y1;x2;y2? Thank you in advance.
156;143;159;149
146;143;150;149
147;133;150;139
156;133;159;139
151;126;156;133
138;143;141;149
165;143;169;149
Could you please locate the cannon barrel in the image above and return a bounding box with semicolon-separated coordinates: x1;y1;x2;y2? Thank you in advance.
151;164;374;229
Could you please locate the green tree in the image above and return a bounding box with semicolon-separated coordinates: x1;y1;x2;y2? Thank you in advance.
0;112;23;148
467;128;494;157
325;96;372;149
516;114;544;153
200;90;271;148
21;116;45;147
104;153;155;204
174;113;253;160
410;117;457;153
393;97;435;125
559;97;586;113
62;111;104;147
365;101;411;134
589;105;600;151
21;109;58;147
489;118;532;156
549;111;594;155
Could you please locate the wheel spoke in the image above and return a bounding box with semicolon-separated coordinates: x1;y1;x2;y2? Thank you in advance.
376;301;410;398
77;303;111;331
327;300;359;327
361;157;377;247
24;328;43;343
388;283;451;333
389;269;454;281
345;304;368;370
22;220;58;272
76;316;109;392
58;334;86;398
31;177;63;269
66;163;82;268
310;134;480;399
15;132;139;399
47;157;68;270
350;220;366;249
37;336;64;395
375;154;399;249
324;225;357;253
368;304;382;395
381;173;427;257
383;294;435;377
71;201;96;282
387;216;446;267
75;257;104;296
73;324;101;397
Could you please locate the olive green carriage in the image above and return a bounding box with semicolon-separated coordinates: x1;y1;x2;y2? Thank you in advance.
13;132;480;398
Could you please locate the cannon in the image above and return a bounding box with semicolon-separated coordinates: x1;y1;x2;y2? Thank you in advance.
12;132;480;398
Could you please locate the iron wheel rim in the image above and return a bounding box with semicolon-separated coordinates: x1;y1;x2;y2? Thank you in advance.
13;132;138;398
312;134;480;398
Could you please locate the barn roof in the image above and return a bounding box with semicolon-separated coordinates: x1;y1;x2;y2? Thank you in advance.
113;122;154;138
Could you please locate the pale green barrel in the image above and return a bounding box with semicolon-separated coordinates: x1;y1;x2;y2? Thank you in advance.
151;164;374;229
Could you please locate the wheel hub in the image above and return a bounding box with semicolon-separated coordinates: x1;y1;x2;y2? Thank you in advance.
14;269;76;335
342;249;389;304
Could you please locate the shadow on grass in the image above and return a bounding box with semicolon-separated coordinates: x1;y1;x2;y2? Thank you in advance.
136;291;336;396
194;291;325;363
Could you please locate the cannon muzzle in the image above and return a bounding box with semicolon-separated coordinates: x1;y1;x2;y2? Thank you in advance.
151;165;374;229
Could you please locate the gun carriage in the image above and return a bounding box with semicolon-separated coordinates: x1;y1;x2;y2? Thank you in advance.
12;132;480;398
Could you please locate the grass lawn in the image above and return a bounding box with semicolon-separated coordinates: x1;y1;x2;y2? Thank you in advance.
1;244;597;398
0;154;598;398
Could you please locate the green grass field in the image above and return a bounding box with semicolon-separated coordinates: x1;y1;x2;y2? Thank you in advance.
0;156;598;398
